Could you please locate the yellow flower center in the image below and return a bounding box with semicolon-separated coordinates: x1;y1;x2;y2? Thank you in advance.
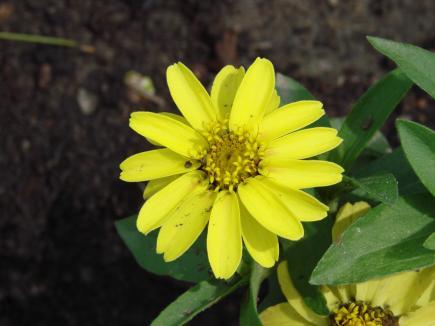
330;301;398;326
200;121;264;191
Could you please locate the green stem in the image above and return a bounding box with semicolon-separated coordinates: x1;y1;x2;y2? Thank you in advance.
0;32;77;47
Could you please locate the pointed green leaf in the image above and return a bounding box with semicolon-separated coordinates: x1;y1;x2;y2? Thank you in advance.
397;119;435;196
345;173;398;205
329;69;412;169
423;233;435;250
355;147;426;195
368;36;435;98
115;215;210;283
151;276;249;326
310;194;435;285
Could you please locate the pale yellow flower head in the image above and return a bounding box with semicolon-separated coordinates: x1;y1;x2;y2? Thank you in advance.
260;202;435;326
120;58;344;279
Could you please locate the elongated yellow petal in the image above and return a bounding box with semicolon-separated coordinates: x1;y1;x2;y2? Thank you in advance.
329;285;354;305
260;303;317;326
137;171;207;234
320;286;341;311
265;127;342;160
143;175;180;199
211;65;245;119
129;111;208;158
119;149;199;182
259;101;325;141
355;279;381;303
400;301;435;326
415;267;435;306
261;177;328;221
146;112;190;146
207;191;242;279
264;89;281;114
166;62;217;130
229;58;275;132
156;190;215;261
240;201;279;267
277;262;329;325
238;177;303;240
332;202;370;243
370;270;434;316
260;158;344;189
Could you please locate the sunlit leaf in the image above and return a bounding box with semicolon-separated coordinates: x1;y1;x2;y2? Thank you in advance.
310;194;435;285
368;36;435;98
345;173;398;205
397;119;435;196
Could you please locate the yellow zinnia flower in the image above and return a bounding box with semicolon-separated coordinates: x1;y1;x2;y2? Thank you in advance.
260;202;435;326
120;58;344;279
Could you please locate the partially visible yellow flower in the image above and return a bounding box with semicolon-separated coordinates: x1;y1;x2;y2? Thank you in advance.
120;58;344;279
260;202;435;326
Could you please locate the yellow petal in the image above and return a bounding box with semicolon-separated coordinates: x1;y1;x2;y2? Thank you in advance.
136;171;207;234
320;286;341;311
240;201;279;267
238;177;304;240
277;261;329;325
415;267;435;306
146;112;189;146
207;191;242;279
400;301;435;326
143;175;180;199
129;111;208;158
211;65;245;119
259;101;325;141
119;149;200;182
229;58;275;132
332;202;371;243
261;177;329;221
329;285;354;305
260;303;317;326
264;89;281;114
355;278;381;304
259;158;344;189
166;62;217;130
156;190;215;261
265;127;342;160
371;269;435;316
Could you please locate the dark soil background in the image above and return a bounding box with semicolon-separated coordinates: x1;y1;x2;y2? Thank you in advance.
1;1;434;325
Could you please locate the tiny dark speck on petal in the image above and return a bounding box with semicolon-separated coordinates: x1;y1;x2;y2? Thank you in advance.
184;161;193;168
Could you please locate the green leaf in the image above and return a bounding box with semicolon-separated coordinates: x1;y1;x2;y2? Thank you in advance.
330;117;391;158
151;276;249;326
283;218;331;315
345;173;398;205
275;73;330;127
115;215;210;283
240;263;269;326
276;73;315;103
329;69;412;169
355;147;426;196
310;194;435;285
368;36;435;98
423;232;435;250
397;119;435;196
